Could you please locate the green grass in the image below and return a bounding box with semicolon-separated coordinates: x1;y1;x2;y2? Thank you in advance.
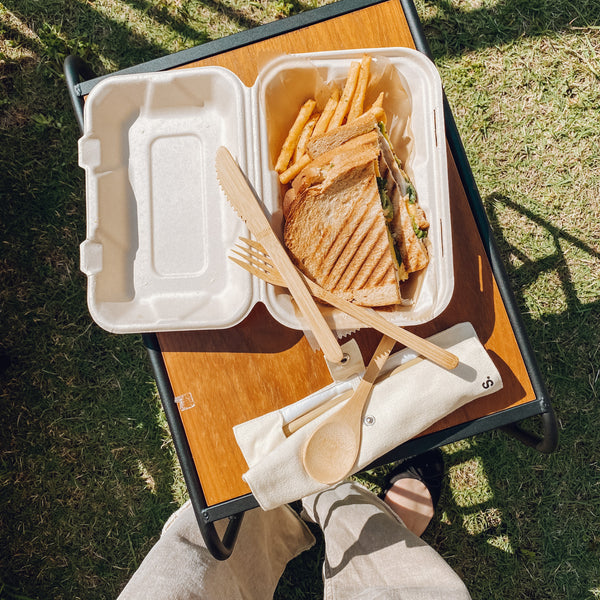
1;0;599;598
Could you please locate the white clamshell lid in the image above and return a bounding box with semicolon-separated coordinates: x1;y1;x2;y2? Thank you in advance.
79;67;256;333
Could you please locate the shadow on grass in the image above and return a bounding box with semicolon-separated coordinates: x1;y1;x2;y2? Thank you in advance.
0;322;185;597
0;6;193;598
0;0;175;76
421;192;600;598
419;3;600;592
1;0;599;598
422;0;600;59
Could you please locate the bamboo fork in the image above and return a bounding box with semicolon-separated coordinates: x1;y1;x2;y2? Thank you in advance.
229;237;459;371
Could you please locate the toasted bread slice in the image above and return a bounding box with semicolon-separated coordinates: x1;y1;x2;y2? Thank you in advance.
306;108;385;159
283;119;429;307
376;129;429;273
284;137;402;307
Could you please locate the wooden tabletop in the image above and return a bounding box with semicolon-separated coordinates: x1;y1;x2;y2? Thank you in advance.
156;0;536;506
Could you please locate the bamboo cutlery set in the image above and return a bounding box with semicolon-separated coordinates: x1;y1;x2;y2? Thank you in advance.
215;146;458;485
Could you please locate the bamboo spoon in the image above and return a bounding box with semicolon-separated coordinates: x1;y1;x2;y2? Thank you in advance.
302;335;396;485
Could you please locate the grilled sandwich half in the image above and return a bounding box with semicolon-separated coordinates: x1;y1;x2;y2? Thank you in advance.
283;113;429;307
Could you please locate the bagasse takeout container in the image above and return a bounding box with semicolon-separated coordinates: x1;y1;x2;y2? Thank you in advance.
79;47;453;334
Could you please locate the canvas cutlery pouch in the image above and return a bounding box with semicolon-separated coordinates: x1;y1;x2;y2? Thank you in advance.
234;322;503;511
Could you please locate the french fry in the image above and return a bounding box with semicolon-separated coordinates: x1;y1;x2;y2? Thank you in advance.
347;55;372;122
361;103;386;125
327;61;361;130
312;89;340;138
364;92;386;125
275;99;317;173
371;91;384;109
294;113;319;163
279;153;311;184
274;55;387;187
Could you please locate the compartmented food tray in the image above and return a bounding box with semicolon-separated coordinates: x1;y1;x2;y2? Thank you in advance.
79;47;453;333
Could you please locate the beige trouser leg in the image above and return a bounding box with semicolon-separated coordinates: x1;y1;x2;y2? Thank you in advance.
119;481;471;600
117;501;315;600
302;481;471;600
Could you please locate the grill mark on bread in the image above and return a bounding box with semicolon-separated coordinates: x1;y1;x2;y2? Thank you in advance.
369;263;396;288
320;173;379;282
289;172;371;279
343;230;390;290
334;219;389;292
324;197;382;290
364;253;394;288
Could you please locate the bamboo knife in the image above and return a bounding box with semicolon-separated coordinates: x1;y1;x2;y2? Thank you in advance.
215;146;344;364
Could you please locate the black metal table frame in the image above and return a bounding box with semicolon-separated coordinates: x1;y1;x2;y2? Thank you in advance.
65;0;558;560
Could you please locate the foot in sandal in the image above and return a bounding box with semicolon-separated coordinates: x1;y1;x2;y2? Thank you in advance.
380;448;444;537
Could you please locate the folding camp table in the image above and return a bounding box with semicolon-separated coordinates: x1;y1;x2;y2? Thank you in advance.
65;0;557;560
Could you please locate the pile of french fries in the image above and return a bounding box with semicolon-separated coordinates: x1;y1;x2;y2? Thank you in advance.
274;54;385;185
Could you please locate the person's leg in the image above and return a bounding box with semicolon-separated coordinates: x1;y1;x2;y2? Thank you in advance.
118;501;315;600
302;478;471;600
382;477;434;537
381;450;444;538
